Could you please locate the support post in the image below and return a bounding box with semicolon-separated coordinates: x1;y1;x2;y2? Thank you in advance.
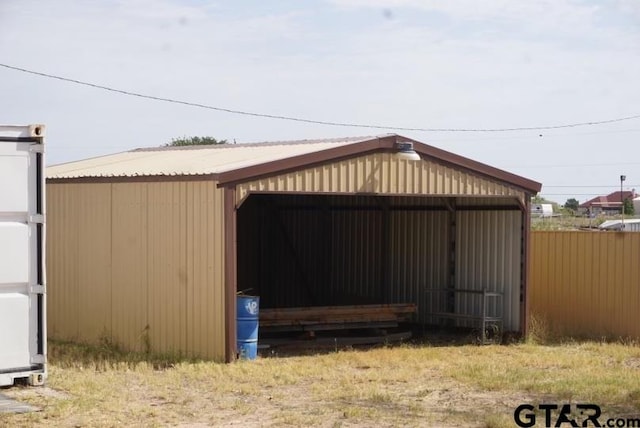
520;196;532;338
224;187;238;362
445;198;456;315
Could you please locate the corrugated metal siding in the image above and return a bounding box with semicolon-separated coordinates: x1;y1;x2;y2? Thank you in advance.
456;210;522;331
46;181;226;360
238;194;520;329
530;231;640;338
388;210;449;324
329;208;383;304
48;183;112;342
456;197;521;206
237;152;525;204
237;195;323;308
238;194;386;308
112;183;148;353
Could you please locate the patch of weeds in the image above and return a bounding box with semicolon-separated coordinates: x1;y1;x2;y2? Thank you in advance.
626;390;640;409
48;339;196;372
526;313;552;344
484;413;514;428
341;406;369;419
415;388;432;398
368;391;393;404
140;324;152;355
307;406;329;416
228;398;253;414
276;410;323;426
405;401;424;415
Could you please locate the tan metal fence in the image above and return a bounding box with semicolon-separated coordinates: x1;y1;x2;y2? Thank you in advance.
530;231;640;339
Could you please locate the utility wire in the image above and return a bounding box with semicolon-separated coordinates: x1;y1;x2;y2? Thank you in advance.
541;193;622;196
544;185;640;188
3;62;640;133
506;162;640;168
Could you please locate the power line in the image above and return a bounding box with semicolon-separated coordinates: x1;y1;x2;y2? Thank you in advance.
544;185;640;188
2;62;640;133
506;162;640;168
429;128;640;143
541;193;616;196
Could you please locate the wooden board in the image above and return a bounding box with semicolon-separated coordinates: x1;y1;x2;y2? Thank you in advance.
260;304;416;332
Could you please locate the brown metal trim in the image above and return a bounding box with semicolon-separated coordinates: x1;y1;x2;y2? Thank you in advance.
274;204;520;212
224;186;238;363
520;196;532;336
49;134;541;194
216;134;541;193
217;135;397;186
405;137;542;194
47;174;218;184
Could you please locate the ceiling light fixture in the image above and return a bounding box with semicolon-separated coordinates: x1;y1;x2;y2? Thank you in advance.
395;141;421;161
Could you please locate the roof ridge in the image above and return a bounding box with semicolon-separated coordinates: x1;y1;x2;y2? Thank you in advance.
131;135;387;152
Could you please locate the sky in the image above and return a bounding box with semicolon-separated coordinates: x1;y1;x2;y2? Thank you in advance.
1;0;639;205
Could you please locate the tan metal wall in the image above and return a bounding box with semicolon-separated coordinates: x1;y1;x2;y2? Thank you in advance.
530;231;640;338
47;183;113;342
47;181;226;360
236;152;525;205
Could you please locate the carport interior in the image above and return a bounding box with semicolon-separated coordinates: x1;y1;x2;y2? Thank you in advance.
236;192;524;343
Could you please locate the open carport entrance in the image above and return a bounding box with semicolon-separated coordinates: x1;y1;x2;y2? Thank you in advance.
237;192;524;350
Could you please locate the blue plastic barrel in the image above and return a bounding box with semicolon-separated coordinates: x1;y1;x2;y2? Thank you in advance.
236;295;259;360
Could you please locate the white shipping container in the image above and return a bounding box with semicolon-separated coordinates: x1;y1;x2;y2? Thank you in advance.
0;125;46;386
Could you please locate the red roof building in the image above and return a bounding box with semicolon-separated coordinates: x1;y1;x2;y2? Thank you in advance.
579;190;637;214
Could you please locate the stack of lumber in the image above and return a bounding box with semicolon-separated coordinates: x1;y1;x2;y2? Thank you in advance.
260;303;416;333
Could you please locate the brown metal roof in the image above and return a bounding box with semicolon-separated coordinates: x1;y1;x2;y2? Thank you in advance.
46;134;541;193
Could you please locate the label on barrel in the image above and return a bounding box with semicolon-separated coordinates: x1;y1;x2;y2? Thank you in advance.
244;300;259;315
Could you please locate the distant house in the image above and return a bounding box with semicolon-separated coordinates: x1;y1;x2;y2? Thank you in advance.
579;190;637;215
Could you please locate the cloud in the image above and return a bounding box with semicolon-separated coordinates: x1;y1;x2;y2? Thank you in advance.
326;0;638;45
0;0;638;204
328;0;592;23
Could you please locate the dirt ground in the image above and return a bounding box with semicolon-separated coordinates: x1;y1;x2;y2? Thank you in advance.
4;367;541;428
2;337;640;427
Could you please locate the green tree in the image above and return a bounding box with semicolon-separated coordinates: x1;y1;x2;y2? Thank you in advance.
531;195;546;204
623;198;635;216
165;136;227;147
564;198;579;212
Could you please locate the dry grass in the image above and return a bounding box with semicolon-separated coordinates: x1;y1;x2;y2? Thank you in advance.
530;214;620;231
2;338;640;427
